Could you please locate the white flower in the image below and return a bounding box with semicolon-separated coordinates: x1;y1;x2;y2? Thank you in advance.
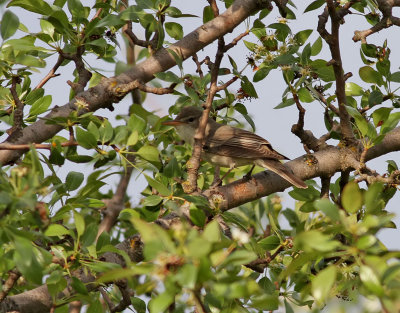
232;227;250;244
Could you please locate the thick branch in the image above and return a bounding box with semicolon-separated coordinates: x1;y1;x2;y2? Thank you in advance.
318;1;356;145
204;126;400;211
0;0;265;166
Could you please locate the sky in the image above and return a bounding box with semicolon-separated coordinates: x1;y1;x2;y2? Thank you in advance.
2;0;400;249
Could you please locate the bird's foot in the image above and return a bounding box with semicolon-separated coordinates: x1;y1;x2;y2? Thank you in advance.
242;165;255;181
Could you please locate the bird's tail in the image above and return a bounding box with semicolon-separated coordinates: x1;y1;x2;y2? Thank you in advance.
256;159;308;189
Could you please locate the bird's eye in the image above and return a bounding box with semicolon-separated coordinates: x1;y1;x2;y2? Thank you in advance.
188;117;195;122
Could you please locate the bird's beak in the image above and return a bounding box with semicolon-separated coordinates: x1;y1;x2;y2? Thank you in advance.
162;120;186;126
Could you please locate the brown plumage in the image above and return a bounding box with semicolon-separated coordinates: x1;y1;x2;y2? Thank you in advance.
163;106;307;189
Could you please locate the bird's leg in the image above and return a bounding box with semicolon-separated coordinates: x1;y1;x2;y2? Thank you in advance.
243;165;255;180
211;164;235;188
211;165;221;186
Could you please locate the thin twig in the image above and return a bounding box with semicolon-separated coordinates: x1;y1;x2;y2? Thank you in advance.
216;76;239;91
186;37;226;192
290;87;321;152
0;141;78;151
192;54;204;79
111;80;178;98
97;153;135;239
8;77;24;137
223;30;249;52
35;55;64;90
246;244;285;273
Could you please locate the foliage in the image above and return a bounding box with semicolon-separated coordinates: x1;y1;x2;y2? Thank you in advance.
0;0;400;312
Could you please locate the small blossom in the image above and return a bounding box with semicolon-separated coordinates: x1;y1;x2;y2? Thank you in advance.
232;227;250;244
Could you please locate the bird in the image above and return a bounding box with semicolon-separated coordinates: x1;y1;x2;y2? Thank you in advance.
162;106;307;189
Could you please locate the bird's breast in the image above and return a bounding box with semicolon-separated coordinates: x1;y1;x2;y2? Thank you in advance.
202;152;251;168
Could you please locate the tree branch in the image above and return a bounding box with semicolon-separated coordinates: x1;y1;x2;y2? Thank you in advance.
318;1;357;146
35;55;64;90
203;126;400;211
353;0;400;43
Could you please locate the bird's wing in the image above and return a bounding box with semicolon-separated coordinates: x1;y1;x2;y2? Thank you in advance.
205;126;288;160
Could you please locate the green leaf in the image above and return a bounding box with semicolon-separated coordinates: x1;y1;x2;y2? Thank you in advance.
190;206;206;227
311;59;335;82
359;66;383;85
144;175;170;197
137;145;160;167
15;54;46;68
253;67;271;82
165;22;183;40
142;195;163;206
131;297;146;313
1;10;19;40
304;0;325;13
67;0;85;20
312;266;337;305
342;181;363;214
268;23;291;41
74;211;85;237
298;87;314;103
357;235;377;249
301;43;311;65
274;98;295;109
294;230;340;252
163;157;182;178
7;0;54;15
154;71;181;83
127;130;138;146
243;40;256;51
345;82;363;96
389;71;400;83
128;114;146;134
29;95;52;117
346;106;376;138
76;127;97;149
40;19;54;37
258;235;280;251
241;76;258;98
203;5;214;23
95;14;124;28
368;90;383;106
71;277;88;295
45;224;70;237
314;198;340;221
361;43;378;58
380;112;400;135
149;292;174;313
310;37;322;56
251;294;279;311
202;220;221;243
360;265;384;296
294;29;312;46
65;171;84;191
223;250;257;266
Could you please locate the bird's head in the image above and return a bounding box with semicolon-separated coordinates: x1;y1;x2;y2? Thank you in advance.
162;106;203;129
